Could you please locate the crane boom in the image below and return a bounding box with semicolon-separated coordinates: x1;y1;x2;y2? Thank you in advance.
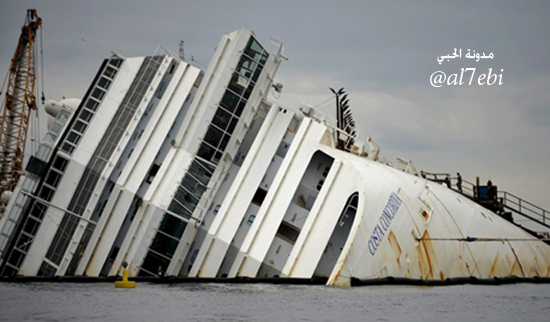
0;9;42;195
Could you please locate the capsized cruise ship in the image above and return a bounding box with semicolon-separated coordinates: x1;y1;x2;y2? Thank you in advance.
1;29;549;286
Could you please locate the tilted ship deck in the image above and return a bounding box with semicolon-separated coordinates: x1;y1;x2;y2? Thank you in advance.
1;29;549;286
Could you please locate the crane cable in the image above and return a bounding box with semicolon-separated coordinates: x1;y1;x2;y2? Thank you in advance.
30;24;45;155
40;25;45;104
0;60;8;108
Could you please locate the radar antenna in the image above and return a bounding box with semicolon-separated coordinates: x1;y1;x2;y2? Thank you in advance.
330;87;356;151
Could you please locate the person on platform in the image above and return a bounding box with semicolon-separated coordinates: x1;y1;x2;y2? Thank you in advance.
444;175;451;188
456;172;462;193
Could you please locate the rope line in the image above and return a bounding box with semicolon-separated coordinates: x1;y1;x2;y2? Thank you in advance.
417;236;550;242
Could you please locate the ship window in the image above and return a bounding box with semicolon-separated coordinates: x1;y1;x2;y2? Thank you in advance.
218;133;230;151
236;56;256;79
53;156;69;174
30;202;47;220
227;116;238;134
61;142;75;154
197;142;217;164
174;185;199;204
243;49;260;63
80;109;93;122
146;164;160;183
139;250;170;276
276;140;289;158
252;188;267;206
38;261;57;277
259;53;268;65
190;249;199;265
220;90;240;113
109;58;123;68
316;180;324;191
213;106;232;131
189;162;212;187
17;233;33;252
45;171;62;188
57;110;70;123
247;214;256;226
39;186;55;202
98;77;110;90
181;175;206;195
245;38;266;60
14;194;26;208
241;86;251;101
50;122;62;135
213;151;223;164
85;99;99;111
150;231;180;258
9;249;25;268
190;159;215;181
43;133;56;145
251;67;263;83
204;126;224;149
276;221;300;245
104;66;117;79
235;71;250;87
74;120;86;134
235;99;247;117
0;236;8;251
168;199;194;220
228;72;248;96
67;131;81;145
22;177;38;191
46;216;80;265
97;77;111;90
23;217;41;236
3;221;14;236
91;88;106;101
155;81;167;99
158;214;187;239
168;63;176;75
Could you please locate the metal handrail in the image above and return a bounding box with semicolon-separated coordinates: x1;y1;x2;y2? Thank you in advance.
458;180;476;198
422;170;550;231
422;171;476;198
498;191;548;225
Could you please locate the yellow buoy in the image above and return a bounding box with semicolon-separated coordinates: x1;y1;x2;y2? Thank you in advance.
115;262;135;289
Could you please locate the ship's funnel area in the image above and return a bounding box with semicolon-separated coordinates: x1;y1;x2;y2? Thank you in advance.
44;100;62;117
45;98;79;129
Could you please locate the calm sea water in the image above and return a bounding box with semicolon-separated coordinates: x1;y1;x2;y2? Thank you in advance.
1;282;549;321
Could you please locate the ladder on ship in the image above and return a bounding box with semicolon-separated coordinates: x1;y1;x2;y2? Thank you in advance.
421;171;550;235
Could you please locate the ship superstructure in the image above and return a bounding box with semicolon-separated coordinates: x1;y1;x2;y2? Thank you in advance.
0;29;549;286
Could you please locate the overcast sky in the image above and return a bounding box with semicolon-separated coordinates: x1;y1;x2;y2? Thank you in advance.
1;1;549;216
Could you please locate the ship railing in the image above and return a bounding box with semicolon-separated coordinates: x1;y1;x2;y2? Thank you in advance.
498;191;549;228
422;170;550;233
460;180;477;199
421;171;477;199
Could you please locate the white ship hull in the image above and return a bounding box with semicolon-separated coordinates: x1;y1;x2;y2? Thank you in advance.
0;28;548;286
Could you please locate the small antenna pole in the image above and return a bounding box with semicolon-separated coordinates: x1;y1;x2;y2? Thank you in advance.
179;40;185;61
